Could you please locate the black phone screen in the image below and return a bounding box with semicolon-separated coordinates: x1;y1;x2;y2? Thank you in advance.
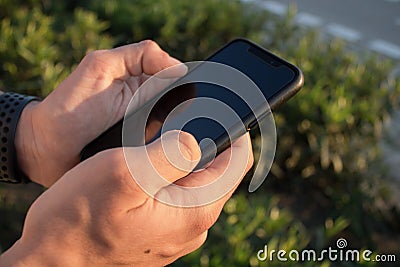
141;39;298;146
81;39;301;161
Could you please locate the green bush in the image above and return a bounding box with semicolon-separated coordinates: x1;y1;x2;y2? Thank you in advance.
0;1;112;96
1;1;399;266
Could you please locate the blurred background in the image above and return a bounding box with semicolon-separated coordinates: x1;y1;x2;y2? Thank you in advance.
0;0;399;266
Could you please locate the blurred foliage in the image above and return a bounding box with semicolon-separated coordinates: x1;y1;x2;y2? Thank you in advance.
0;0;113;95
1;0;399;266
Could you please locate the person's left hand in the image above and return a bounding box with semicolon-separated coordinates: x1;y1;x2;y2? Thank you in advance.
15;40;185;187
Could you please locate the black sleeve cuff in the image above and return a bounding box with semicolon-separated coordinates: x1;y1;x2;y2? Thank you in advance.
0;92;40;183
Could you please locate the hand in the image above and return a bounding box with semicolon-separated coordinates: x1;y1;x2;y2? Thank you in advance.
1;131;253;266
15;40;185;187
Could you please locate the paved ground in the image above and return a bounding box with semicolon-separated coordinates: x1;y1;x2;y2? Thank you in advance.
258;0;400;61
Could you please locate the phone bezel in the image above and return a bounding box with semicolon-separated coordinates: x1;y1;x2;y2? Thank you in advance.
80;38;304;161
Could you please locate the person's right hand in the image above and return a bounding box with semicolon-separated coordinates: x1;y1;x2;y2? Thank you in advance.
1;131;253;267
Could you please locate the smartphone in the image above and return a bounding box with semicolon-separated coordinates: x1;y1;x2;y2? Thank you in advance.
81;38;304;167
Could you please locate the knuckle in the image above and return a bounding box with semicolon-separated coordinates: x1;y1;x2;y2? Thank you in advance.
91;148;146;197
138;40;171;73
82;49;108;64
140;39;170;60
177;131;201;162
140;39;159;50
80;49;111;76
94;149;130;183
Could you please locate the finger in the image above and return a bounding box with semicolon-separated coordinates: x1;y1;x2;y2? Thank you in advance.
143;82;197;142
124;130;201;196
65;130;202;211
124;74;182;114
153;133;253;236
153;133;253;209
176;133;253;189
191;134;253;232
109;40;187;80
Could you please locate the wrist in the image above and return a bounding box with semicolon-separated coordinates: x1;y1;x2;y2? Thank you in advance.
14;97;84;187
14;101;42;184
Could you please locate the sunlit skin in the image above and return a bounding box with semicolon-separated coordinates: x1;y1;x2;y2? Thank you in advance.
14;40;190;187
0;41;253;266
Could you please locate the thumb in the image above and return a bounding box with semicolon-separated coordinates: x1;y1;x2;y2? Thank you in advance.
124;130;201;196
